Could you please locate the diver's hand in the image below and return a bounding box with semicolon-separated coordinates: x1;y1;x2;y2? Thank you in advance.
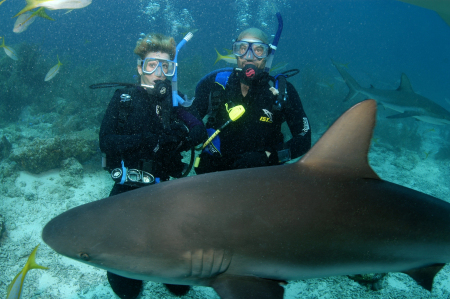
166;123;188;139
163;123;191;152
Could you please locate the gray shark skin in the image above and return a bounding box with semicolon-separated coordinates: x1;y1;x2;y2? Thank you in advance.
332;59;450;125
42;100;450;299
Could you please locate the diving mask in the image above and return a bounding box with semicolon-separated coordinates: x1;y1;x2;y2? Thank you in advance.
232;40;271;59
139;58;176;76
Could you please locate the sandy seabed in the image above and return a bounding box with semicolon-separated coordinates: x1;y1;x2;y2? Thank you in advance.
1;129;450;299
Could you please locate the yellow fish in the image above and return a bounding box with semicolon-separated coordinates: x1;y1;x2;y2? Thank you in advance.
180;28;198;36
13;7;54;34
0;37;18;60
45;54;62;81
6;244;48;299
14;0;92;18
269;62;288;74
0;0;7;6
214;48;237;65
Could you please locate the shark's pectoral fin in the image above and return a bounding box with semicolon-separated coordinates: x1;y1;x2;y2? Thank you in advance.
300;99;380;180
386;111;420;119
211;275;285;299
402;263;445;291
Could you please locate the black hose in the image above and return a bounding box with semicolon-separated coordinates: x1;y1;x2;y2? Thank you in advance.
181;146;196;177
281;69;300;78
89;82;137;89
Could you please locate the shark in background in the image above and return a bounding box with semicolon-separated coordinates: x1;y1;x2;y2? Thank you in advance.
332;59;450;125
398;0;450;27
42;100;450;298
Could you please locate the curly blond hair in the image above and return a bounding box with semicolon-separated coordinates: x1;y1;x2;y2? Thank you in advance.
134;33;176;60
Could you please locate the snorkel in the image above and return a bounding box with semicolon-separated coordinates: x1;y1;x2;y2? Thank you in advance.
172;32;194;107
264;12;283;73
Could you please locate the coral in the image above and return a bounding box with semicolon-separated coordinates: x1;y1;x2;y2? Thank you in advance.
0;214;4;241
0;136;12;160
9;129;98;174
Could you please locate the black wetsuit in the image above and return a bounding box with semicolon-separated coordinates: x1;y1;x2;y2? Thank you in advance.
99;84;205;299
192;68;311;174
100;85;205;195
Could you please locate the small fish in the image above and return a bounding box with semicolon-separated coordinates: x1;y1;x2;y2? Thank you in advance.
180;28;198;36
0;37;18;60
334;61;349;68
6;244;48;299
316;82;335;89
45;54;62;81
13;7;54;34
214;48;237;65
14;0;92;18
270;62;288;74
334;76;345;83
222;48;233;55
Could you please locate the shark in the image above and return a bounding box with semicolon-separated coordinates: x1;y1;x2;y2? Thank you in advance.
332;59;450;125
42;100;450;299
398;0;450;27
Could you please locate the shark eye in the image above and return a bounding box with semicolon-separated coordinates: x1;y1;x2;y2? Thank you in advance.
79;252;90;261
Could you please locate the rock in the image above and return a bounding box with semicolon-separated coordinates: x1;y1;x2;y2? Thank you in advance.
0;214;5;240
9;129;98;173
0;135;12;160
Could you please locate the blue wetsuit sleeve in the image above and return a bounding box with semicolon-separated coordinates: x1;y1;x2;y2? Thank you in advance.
282;82;312;158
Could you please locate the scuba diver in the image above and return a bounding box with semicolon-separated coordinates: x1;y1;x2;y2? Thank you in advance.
98;33;205;299
192;16;311;174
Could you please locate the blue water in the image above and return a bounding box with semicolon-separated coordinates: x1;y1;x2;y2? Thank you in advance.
1;0;449;108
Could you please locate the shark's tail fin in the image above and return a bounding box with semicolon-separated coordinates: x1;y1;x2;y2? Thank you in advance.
331;59;362;102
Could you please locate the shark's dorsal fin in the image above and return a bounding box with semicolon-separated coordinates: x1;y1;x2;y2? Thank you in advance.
397;73;414;93
300;100;380;179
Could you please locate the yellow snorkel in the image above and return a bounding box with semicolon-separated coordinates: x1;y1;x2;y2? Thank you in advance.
194;104;245;167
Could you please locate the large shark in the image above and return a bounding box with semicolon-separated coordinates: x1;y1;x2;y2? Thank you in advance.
42;100;450;299
332;59;450;125
398;0;450;27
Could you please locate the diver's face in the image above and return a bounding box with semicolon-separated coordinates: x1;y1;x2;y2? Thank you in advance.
236;36;266;70
137;52;170;87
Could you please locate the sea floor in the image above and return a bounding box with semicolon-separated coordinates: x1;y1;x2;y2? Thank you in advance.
1;128;450;299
